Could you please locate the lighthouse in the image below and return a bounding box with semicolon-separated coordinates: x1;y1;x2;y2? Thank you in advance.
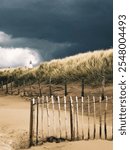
28;60;33;69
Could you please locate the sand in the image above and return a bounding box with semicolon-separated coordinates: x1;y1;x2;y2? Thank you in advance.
0;95;112;150
26;140;112;150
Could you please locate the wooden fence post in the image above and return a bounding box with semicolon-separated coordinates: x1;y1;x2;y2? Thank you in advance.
32;98;36;144
29;80;32;97
81;78;85;97
10;81;13;94
29;99;34;147
101;76;105;100
36;98;39;145
75;96;79;140
46;96;50;138
87;96;90;139
93;96;96;139
1;81;4;91
104;96;108;140
38;80;42;97
64;79;68;96
23;80;26;96
81;96;84;140
40;96;44;143
64;96;68;140
49;77;52;97
17;80;20;95
51;96;56;137
58;96;62;139
70;96;75;141
99;97;102;139
5;81;8;94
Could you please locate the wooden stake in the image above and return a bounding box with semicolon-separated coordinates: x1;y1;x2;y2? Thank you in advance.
40;96;44;143
1;81;3;91
104;96;108;139
101;76;105;100
5;81;8;94
64;96;68;140
81;96;84;140
29;99;33;147
75;96;79;140
17;80;20;95
81;78;85;97
1;81;2;91
99;96;102;139
49;77;52;97
36;98;39;145
11;81;13;94
23;80;26;96
58;96;62;138
51;95;56;136
46;96;50;137
93;96;96;139
32;98;35;144
70;96;75;141
38;80;42;97
64;79;68;96
87;96;90;139
29;80;32;97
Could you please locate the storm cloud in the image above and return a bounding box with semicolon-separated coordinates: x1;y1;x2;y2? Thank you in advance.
0;0;112;66
0;47;41;67
0;31;73;60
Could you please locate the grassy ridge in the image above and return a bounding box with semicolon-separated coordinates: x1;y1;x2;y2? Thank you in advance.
36;49;113;84
0;49;113;85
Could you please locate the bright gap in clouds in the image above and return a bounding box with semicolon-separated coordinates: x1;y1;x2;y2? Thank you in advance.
0;47;41;68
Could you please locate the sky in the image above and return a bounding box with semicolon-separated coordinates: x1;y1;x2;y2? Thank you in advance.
0;0;113;67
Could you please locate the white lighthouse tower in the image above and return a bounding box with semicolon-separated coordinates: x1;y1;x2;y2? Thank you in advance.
28;60;33;69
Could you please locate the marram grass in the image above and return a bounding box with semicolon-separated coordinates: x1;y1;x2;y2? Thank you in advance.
0;49;113;85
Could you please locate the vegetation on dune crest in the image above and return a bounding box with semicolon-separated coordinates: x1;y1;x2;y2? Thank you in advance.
0;49;113;85
36;49;113;84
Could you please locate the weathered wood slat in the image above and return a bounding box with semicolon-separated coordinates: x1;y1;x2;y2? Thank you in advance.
81;96;84;140
29;99;33;147
32;98;35;144
76;96;79;140
36;98;39;145
87;96;90;139
99;96;102;139
104;96;108;139
46;96;50;138
51;95;56;137
40;96;44;143
93;96;96;139
57;96;62;139
64;96;68;139
70;96;75;141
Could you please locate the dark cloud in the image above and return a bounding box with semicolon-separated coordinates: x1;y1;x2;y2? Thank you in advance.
0;31;74;61
0;0;113;60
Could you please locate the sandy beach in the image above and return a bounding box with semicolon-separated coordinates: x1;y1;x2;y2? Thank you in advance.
0;95;112;150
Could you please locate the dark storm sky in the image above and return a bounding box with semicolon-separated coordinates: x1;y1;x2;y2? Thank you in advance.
0;0;113;61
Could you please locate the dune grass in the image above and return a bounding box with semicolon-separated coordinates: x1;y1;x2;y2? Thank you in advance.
0;49;113;85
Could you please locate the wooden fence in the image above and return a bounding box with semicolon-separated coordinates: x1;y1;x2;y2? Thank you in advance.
0;77;106;99
29;95;113;147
